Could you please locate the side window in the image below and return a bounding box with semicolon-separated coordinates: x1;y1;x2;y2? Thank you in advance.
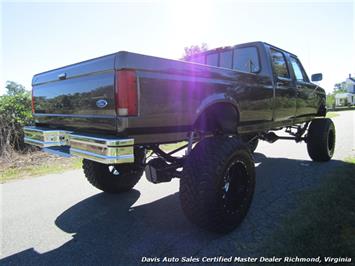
233;47;260;73
270;49;289;78
206;53;218;66
219;50;233;69
290;57;306;82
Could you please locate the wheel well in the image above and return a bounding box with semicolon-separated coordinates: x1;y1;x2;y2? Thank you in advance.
194;103;239;134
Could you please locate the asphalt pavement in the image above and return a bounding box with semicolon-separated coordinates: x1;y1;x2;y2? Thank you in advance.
1;111;354;265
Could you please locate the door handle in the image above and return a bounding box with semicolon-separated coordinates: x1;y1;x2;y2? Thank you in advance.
296;85;302;90
276;82;283;87
58;73;67;80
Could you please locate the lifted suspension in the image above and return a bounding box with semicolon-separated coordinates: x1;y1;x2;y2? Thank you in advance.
144;134;197;184
260;122;309;143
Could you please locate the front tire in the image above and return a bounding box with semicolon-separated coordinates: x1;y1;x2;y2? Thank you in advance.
180;136;255;233
306;118;336;162
82;149;145;193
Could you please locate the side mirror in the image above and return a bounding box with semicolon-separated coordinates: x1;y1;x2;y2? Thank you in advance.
311;73;323;82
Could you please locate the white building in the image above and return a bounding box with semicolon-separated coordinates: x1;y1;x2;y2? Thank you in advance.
335;74;355;106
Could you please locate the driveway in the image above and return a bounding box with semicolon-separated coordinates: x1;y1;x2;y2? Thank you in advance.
1;111;354;265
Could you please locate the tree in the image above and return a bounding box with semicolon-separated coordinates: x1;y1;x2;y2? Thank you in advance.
5;81;26;96
326;93;335;109
333;82;347;94
181;43;208;60
0;81;33;157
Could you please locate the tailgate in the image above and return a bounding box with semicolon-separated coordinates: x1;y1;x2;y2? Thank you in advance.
32;54;117;133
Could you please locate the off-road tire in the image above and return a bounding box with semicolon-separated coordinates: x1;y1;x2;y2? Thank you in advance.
307;118;335;162
82;149;145;193
180;136;255;233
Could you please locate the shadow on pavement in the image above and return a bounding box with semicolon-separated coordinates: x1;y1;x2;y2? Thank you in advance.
1;153;349;265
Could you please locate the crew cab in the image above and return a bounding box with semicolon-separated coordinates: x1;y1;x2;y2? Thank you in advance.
24;41;335;233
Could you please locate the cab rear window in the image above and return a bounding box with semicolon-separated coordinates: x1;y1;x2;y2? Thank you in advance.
189;55;205;64
206;53;218;66
187;46;260;73
220;50;233;68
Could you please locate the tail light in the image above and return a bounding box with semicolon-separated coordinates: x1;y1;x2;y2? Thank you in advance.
31;89;35;113
115;70;138;116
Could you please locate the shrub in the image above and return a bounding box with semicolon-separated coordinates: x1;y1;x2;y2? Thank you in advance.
326;93;335;109
0;81;34;158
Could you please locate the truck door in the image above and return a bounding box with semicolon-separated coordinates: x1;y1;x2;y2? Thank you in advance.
231;45;274;123
289;56;318;116
270;48;297;121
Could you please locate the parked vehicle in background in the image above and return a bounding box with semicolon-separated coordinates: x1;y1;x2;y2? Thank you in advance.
24;41;335;233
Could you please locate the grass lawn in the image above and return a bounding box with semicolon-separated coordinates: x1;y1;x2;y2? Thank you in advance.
160;141;187;152
264;157;355;259
0;153;82;183
0;142;187;183
326;112;340;118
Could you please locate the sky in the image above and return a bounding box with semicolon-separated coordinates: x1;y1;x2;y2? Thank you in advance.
1;0;354;95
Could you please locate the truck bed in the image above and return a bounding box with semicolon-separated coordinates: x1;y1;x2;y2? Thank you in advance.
32;50;275;141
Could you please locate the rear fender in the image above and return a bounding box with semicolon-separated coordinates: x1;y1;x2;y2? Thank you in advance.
194;94;240;134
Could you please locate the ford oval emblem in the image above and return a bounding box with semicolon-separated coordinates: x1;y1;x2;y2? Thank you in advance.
96;99;108;108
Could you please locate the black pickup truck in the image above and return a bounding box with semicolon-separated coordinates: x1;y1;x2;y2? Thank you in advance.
24;41;335;233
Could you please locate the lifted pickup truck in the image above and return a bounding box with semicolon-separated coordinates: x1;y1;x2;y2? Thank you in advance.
24;41;335;233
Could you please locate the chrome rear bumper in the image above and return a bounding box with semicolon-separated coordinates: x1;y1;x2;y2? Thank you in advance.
24;126;134;164
24;127;70;147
